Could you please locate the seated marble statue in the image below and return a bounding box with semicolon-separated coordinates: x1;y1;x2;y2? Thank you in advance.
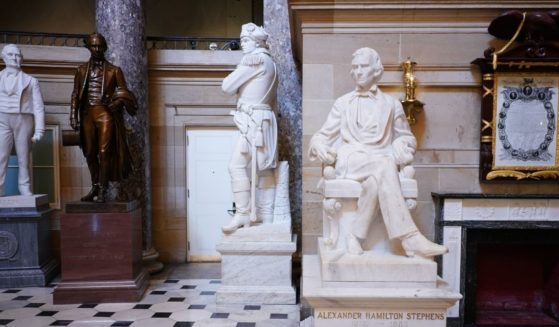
309;47;447;259
220;23;290;233
0;44;45;197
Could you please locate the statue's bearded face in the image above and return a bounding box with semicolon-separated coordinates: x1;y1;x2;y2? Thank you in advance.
240;36;257;54
351;54;378;91
2;45;22;69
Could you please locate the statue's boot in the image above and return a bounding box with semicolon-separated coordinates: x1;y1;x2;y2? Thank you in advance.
401;231;448;258
255;172;276;224
221;212;250;234
81;184;100;202
19;184;32;196
83;157;100;202
346;233;364;255
95;157;109;203
95;185;106;203
256;188;275;224
222;191;251;234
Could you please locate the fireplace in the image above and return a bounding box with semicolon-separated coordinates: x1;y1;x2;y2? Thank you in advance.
467;229;559;325
433;194;559;327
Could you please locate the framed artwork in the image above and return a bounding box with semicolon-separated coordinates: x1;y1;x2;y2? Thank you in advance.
473;10;559;181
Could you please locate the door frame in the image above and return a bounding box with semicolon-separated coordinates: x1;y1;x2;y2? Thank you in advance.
184;124;236;262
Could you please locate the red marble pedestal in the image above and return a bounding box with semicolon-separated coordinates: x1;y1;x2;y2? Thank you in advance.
53;201;148;304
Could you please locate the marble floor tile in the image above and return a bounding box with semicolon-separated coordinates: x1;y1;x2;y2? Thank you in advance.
0;301;24;310
95;303;136;312
169;309;212;321
0;265;300;327
0;282;301;326
192;318;238;327
255;319;300;327
53;308;97;320
111;309;154;321
4;316;55;327
149;302;190;313
67;318;115;327
0;307;41;318
129;317;176;327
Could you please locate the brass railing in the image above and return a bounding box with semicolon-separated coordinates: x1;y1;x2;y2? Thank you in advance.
0;31;240;50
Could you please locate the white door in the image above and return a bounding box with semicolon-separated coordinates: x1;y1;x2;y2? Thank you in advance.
186;128;239;261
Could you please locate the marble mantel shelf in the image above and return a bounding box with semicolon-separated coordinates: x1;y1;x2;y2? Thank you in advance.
432;193;559;199
432;193;559;224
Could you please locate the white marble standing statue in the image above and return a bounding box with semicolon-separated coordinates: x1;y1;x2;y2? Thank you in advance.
216;23;296;305
0;44;45;197
221;23;283;233
309;47;447;258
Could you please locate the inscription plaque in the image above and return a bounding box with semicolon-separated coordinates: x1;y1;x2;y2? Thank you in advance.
315;309;447;327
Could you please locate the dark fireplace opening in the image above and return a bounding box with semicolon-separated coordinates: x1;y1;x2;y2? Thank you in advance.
465;228;559;326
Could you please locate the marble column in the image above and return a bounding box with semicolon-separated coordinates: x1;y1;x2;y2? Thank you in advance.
96;0;162;273
263;0;303;245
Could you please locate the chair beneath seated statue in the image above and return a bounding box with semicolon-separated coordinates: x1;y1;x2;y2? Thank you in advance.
319;163;418;256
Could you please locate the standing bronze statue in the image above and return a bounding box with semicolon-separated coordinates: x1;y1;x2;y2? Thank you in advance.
70;33;137;203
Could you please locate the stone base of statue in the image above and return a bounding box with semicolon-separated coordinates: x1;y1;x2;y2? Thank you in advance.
303;242;461;327
318;240;438;287
53;201;148;304
216;223;297;304
0;195;58;288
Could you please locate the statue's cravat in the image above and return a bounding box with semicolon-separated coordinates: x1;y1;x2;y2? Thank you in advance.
2;71;20;96
350;86;379;129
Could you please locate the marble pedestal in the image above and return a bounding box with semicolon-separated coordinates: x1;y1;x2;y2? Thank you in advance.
303;252;461;327
53;201;148;304
318;240;438;288
216;224;297;304
0;195;58;287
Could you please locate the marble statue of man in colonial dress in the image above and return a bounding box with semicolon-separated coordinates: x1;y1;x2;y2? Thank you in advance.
0;44;45;196
221;23;278;233
309;47;447;258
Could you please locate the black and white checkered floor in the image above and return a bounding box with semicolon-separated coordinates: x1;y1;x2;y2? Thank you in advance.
0;278;300;326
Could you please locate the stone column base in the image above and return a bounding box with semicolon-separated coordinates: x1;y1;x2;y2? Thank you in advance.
143;247;164;274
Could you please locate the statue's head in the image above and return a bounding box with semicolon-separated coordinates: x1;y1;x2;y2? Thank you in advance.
86;32;107;60
240;23;269;54
350;47;384;91
1;44;22;70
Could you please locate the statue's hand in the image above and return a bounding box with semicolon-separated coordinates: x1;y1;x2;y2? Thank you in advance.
239;104;253;116
405;199;417;210
393;140;415;165
311;143;337;165
31;130;44;143
70;117;79;131
109;99;124;113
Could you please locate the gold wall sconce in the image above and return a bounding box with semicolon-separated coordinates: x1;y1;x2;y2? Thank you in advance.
401;59;424;125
